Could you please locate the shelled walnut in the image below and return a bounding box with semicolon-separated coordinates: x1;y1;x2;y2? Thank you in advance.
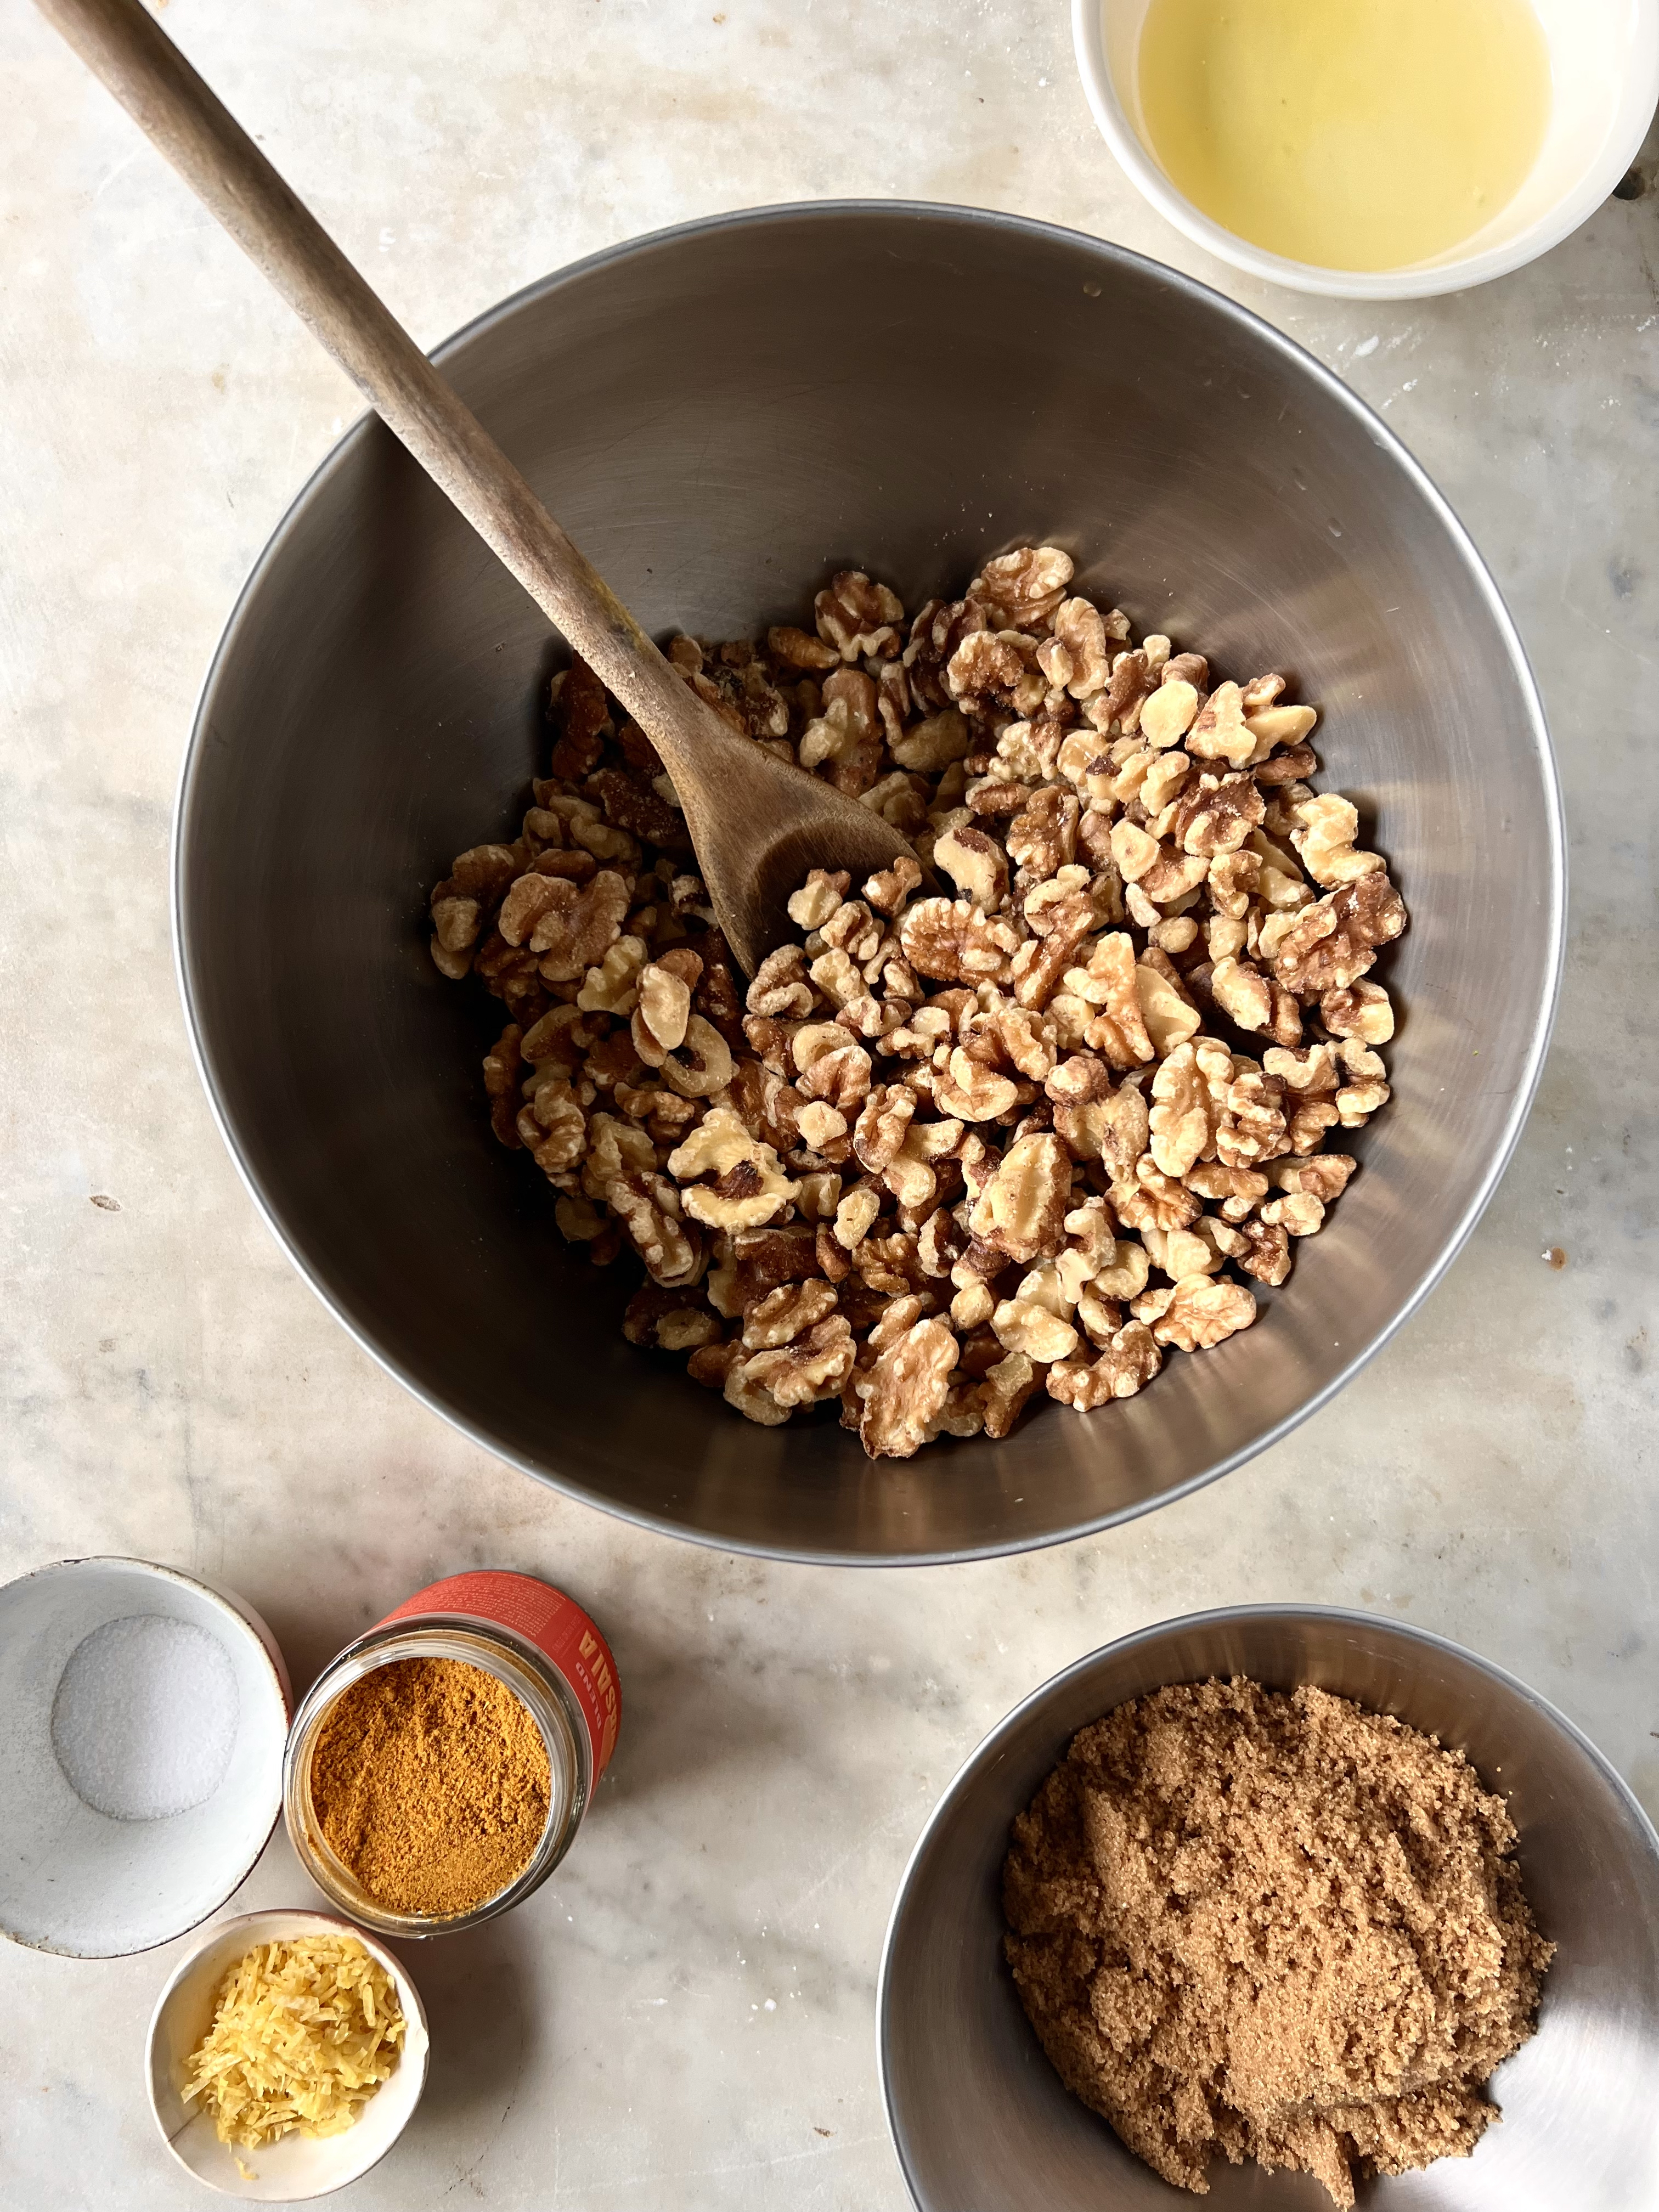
428;547;1406;1459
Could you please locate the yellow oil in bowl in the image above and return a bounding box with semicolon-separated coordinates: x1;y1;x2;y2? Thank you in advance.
1137;0;1552;272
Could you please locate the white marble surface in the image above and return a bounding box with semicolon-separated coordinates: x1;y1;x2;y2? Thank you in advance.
2;2;1656;2204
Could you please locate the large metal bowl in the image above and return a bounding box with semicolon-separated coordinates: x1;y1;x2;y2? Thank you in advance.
878;1607;1659;2210
175;204;1563;1564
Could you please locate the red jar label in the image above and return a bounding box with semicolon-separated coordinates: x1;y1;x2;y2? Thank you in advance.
378;1571;620;1781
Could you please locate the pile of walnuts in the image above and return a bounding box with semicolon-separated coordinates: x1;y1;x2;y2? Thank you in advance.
428;546;1406;1460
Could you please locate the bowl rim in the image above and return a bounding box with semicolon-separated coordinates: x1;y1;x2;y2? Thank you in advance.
0;1555;293;1959
145;1905;430;2200
171;199;1567;1567
876;1600;1659;2206
1070;0;1659;300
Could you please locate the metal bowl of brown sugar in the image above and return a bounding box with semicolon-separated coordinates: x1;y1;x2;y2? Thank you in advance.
879;1605;1659;2211
175;202;1564;1562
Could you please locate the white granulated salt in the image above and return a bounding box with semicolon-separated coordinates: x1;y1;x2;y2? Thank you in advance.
50;1614;240;1821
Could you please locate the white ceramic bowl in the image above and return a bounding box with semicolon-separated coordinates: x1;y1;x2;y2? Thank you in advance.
148;1909;430;2201
1072;0;1659;297
0;1558;291;1957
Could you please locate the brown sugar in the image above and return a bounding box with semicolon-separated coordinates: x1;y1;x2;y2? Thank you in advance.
1002;1679;1553;2207
309;1656;551;1918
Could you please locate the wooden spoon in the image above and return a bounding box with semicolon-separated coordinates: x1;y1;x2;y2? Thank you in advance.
35;0;916;977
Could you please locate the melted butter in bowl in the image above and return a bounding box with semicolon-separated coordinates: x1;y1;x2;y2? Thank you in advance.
1137;0;1553;273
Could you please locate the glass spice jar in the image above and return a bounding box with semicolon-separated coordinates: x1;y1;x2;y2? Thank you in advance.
283;1570;620;1938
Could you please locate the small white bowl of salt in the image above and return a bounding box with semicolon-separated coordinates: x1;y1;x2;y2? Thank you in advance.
0;1557;291;1956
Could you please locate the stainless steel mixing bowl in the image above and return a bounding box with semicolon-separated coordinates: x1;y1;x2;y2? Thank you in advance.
175;204;1563;1562
879;1606;1659;2210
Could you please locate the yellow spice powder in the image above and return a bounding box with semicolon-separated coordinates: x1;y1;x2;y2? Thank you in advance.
309;1655;551;1918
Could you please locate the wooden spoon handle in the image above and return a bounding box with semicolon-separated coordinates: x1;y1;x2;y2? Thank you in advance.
33;0;699;758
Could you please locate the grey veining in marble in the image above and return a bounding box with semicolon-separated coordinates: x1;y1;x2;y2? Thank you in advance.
1;1;1655;2205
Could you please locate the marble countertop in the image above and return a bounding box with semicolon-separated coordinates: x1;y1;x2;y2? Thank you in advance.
2;2;1655;2204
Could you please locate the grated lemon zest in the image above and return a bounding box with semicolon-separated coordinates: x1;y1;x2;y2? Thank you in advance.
181;1935;404;2151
